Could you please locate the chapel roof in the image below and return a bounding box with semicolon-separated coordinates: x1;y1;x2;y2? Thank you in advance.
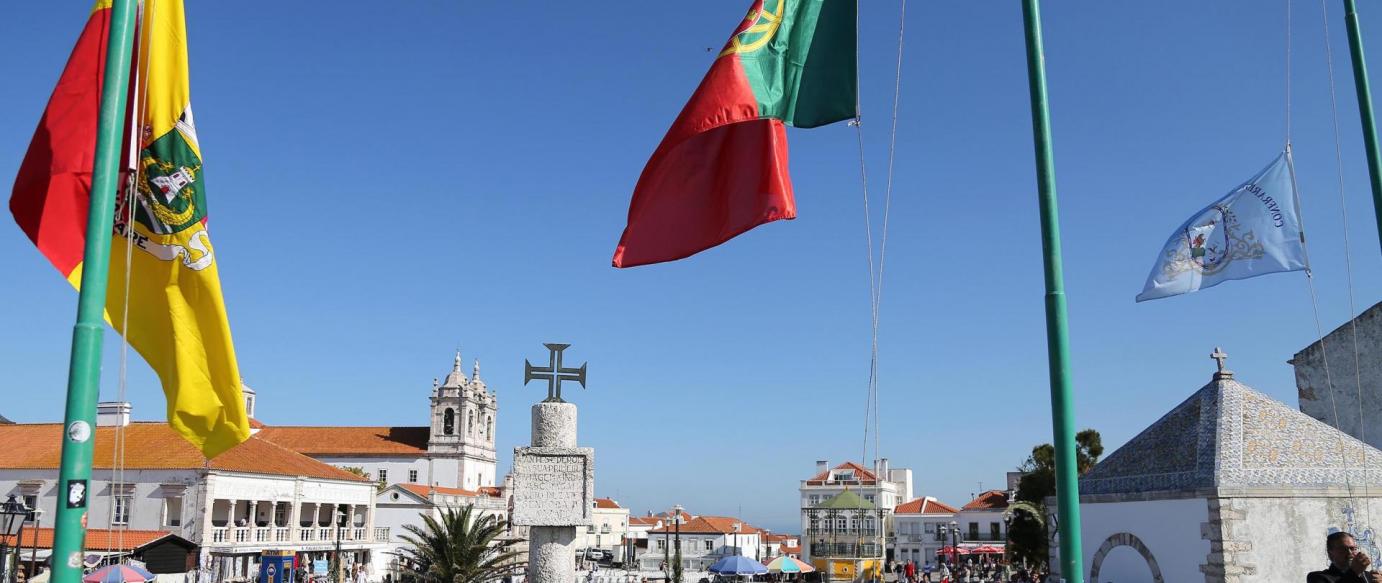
595;497;622;509
0;423;366;482
895;496;960;515
1080;372;1382;496
254;426;429;456
818;490;874;510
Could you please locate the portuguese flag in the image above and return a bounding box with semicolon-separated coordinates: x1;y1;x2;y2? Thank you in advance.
612;0;856;268
10;0;250;457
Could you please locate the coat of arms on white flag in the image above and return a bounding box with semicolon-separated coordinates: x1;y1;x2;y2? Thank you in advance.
1136;152;1307;302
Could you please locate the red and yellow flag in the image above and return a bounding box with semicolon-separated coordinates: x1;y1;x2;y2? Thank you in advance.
10;0;249;457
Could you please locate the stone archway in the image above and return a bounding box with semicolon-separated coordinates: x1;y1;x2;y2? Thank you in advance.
1089;532;1164;583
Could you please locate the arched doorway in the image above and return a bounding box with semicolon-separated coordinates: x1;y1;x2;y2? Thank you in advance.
1088;532;1164;583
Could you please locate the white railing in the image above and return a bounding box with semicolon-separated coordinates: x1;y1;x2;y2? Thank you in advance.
353;528;366;540
211;527;228;543
318;527;332;541
233;528;250;543
373;527;390;542
275;527;291;542
254;527;271;542
299;528;316;541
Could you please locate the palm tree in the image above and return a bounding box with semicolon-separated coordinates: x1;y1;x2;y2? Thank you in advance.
398;505;524;583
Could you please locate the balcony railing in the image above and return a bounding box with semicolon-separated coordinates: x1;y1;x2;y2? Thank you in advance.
373;527;391;542
209;523;379;546
212;527;227;543
353;528;367;540
275;527;291;542
808;543;884;558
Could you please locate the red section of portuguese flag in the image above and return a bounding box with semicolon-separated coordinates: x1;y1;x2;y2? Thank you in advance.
10;4;113;276
612;50;793;268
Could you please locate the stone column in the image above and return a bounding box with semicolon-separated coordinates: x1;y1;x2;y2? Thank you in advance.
513;402;594;583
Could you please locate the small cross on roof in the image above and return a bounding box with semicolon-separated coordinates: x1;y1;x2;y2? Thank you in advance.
1211;346;1233;378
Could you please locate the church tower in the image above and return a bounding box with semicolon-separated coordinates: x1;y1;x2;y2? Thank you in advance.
428;351;499;488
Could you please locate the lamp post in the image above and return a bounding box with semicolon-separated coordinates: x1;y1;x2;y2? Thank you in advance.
26;509;43;583
731;522;740;558
663;517;670;581
0;496;28;583
672;505;683;583
332;507;347;583
947;521;960;574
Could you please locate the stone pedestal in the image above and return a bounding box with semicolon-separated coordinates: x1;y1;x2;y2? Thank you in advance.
512;402;594;583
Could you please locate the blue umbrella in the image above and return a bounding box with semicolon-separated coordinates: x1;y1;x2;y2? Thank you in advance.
709;556;768;576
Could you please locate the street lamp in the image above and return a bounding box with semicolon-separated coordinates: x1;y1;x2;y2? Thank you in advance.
947;520;960;574
332;506;348;583
672;505;684;583
731;522;740;557
0;496;29;583
26;509;43;583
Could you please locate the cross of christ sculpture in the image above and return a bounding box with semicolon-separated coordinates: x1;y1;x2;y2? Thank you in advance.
524;343;588;403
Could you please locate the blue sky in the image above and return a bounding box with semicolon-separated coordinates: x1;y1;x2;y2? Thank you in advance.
3;1;1382;534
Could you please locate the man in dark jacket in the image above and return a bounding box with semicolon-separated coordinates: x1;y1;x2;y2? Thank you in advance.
1308;532;1382;582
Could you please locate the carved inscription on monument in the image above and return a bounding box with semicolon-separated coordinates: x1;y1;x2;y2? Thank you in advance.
512;449;593;526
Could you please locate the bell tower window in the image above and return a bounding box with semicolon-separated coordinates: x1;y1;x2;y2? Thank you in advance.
443;408;455;435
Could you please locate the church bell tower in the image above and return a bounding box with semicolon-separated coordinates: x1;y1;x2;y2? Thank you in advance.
428;351;498;488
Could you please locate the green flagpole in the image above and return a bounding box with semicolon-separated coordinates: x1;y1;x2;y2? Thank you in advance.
51;1;138;581
1020;1;1085;581
1343;0;1382;257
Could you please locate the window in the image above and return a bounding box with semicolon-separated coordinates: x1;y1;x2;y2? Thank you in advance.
656;539;666;550
587;526;595;534
378;469;389;483
443;408;455;435
22;495;37;522
468;411;475;434
968;522;979;540
113;495;132;526
165;497;183;527
273;503;286;527
703;540;713;552
409;470;419;483
486;417;493;441
924;523;935;534
809;495;819;506
990;522;1001;540
601;524;611;534
864;495;875;504
836;518;847;530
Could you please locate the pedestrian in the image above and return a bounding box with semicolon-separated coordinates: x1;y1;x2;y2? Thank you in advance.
905;560;916;583
1308;531;1382;582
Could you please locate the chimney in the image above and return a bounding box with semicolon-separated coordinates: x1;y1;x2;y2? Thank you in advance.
879;458;890;478
816;460;829;476
96;401;131;427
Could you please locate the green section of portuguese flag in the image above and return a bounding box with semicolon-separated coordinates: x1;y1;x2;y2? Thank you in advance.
731;0;857;128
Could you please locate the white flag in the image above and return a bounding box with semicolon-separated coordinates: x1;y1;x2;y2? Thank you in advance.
1136;152;1306;302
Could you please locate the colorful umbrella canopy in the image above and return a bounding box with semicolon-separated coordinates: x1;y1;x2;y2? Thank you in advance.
971;545;1005;554
709;555;769;575
764;556;816;573
82;564;155;583
936;546;971;555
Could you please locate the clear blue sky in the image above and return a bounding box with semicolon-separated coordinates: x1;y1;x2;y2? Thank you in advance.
3;1;1382;534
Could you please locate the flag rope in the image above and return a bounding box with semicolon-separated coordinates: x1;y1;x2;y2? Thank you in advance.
1318;0;1372;527
855;0;907;474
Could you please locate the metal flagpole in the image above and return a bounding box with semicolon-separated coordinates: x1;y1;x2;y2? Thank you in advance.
51;1;139;581
1020;1;1085;582
1342;0;1382;256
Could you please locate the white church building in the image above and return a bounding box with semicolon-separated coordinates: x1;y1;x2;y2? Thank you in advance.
1055;357;1382;583
0;351;506;583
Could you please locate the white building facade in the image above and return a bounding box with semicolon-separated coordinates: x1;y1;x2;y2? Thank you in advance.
892;497;959;567
799;460;913;564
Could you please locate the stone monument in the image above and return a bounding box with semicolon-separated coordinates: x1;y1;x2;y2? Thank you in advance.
512;343;594;583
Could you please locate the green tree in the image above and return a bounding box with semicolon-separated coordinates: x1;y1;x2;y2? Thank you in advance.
1008;429;1103;569
398;506;523;583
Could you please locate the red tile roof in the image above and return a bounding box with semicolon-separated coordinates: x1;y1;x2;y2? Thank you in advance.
3;528;172;551
805;461;879;484
255;426;429;456
0;423;366;482
961;490;1010;511
248;418;267;429
650;516;760;535
781;545;802;554
397;484;500;499
595;498;621;509
629;517;662;526
894;497;960;515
